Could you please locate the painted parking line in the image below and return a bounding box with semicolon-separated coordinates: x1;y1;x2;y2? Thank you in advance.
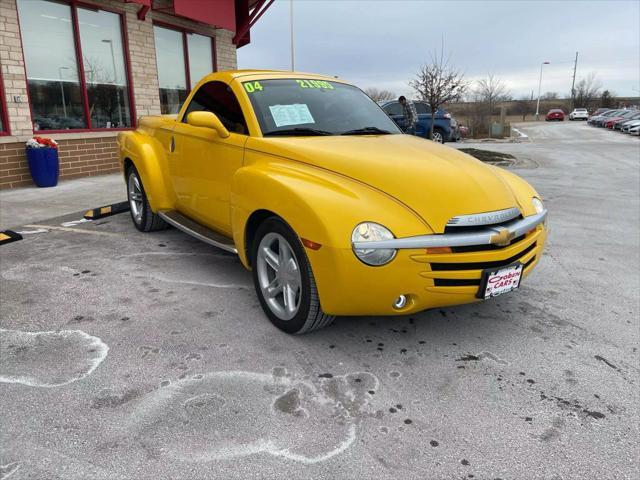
84;201;130;220
24;224;122;237
61;218;91;227
0;230;23;246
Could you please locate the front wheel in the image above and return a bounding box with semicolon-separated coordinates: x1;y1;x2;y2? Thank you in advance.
252;217;335;334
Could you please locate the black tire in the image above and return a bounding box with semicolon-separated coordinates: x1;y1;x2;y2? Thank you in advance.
251;217;335;334
126;165;168;232
431;128;446;143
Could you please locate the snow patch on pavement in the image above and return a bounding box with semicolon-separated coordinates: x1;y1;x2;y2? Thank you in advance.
127;369;378;463
0;329;108;387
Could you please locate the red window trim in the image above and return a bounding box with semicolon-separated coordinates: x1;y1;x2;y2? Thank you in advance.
152;21;218;98
0;70;10;136
15;0;137;135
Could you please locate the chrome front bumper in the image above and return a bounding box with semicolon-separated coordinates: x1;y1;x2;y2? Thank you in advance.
352;209;548;250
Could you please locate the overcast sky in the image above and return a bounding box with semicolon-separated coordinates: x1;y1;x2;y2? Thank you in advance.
238;0;640;99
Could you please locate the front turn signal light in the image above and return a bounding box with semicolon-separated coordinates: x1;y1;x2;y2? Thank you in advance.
426;247;452;254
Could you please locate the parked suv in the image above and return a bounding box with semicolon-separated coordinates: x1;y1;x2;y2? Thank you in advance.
379;100;457;143
569;108;588;120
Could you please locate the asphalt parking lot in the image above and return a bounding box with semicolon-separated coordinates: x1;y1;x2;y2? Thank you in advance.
1;121;638;480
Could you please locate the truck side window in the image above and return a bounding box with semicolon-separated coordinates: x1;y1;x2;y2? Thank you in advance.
183;81;248;134
383;102;403;116
414;103;429;114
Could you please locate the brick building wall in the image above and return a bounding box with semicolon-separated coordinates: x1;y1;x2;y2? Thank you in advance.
0;0;32;138
1;136;119;189
0;0;239;189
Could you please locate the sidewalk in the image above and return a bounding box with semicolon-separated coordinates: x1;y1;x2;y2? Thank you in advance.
0;174;126;229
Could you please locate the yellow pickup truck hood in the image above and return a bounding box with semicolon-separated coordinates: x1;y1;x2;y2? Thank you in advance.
248;134;519;232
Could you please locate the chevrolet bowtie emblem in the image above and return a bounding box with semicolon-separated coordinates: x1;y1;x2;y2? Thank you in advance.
490;227;515;246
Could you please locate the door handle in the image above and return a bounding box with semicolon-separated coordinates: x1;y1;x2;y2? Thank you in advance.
170;136;176;153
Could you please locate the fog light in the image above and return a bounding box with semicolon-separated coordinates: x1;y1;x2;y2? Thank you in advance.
393;295;407;309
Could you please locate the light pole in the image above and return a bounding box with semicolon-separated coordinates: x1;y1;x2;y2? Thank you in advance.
535;61;550;121
58;66;70;118
102;39;123;127
289;0;295;71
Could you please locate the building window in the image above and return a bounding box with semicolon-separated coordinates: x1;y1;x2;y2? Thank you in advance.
16;0;133;131
153;25;215;114
154;26;188;115
78;8;132;129
187;33;214;90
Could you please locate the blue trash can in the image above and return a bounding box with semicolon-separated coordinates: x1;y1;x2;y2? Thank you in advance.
26;147;59;188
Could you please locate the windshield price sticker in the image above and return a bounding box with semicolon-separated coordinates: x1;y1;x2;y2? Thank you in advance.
269;104;315;127
296;79;334;90
244;80;334;94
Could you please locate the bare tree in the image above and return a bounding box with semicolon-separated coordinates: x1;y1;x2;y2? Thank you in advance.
364;87;396;102
542;91;559;100
574;72;602;109
474;74;511;119
410;48;467;140
600;90;616;108
512;96;534;121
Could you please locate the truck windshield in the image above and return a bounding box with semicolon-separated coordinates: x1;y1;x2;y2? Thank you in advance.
241;79;401;136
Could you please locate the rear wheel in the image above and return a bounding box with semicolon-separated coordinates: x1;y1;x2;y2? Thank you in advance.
251;217;334;334
126;165;167;232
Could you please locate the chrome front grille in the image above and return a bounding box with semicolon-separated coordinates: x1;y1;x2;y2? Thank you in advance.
412;228;542;291
431;242;536;271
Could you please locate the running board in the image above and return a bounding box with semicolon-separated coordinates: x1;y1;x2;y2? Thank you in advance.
158;210;238;254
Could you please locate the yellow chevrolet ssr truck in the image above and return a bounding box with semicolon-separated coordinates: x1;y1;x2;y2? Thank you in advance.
117;70;547;334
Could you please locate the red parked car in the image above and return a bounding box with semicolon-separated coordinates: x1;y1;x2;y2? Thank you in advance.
545;109;565;121
604;110;638;129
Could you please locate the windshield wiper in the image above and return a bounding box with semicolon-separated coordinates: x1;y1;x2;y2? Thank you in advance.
263;127;334;136
341;127;393;135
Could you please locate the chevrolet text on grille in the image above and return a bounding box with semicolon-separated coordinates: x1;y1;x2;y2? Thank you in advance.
446;207;521;227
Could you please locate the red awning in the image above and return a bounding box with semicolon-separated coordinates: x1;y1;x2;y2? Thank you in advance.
123;1;272;46
172;0;236;32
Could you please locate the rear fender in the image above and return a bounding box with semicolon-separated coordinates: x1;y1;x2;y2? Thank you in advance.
117;130;176;211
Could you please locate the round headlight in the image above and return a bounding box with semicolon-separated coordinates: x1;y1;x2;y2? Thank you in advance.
532;197;544;214
351;222;397;266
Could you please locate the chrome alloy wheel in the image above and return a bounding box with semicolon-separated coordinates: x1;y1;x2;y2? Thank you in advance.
431;131;444;143
256;232;302;321
128;172;143;224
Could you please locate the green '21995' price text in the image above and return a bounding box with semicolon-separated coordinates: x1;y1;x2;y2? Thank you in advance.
296;79;334;89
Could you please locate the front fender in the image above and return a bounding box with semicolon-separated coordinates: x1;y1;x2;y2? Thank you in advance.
231;152;431;313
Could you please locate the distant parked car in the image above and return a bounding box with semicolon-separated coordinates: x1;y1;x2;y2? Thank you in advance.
379;100;457;143
589;108;611;118
610;111;640;130
621;118;640;133
604;110;637;129
568;108;588;120
589;109;622;127
545;109;565;121
628;124;640;136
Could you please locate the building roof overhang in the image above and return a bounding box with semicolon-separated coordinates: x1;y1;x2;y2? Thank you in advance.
124;0;273;47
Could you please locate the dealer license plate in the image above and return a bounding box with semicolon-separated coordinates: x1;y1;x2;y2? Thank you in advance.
478;263;523;299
